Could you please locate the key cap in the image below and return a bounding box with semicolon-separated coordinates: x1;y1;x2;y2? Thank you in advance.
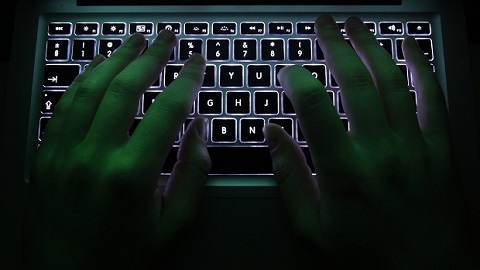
240;118;265;143
41;91;64;114
226;91;250;114
261;39;284;61
240;22;265;35
102;23;126;35
207;39;230;61
211;118;237;142
129;22;154;35
234;39;257;61
72;39;96;61
48;22;72;36
75;23;99;35
219;65;244;87
247;64;271;87
46;39;70;61
99;39;122;58
254;91;279;114
43;64;80;87
198;91;223;114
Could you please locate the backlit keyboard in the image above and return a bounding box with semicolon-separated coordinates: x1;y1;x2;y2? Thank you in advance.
39;17;434;175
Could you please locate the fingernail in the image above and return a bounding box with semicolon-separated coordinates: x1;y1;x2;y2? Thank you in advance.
196;117;208;142
347;16;368;31
263;124;280;148
126;33;146;47
185;53;206;66
88;54;106;69
316;15;336;28
156;29;175;43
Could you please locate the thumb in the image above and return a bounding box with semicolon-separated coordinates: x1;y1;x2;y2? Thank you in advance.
263;123;322;242
159;117;211;242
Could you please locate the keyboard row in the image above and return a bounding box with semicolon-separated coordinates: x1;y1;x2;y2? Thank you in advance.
45;37;434;62
48;21;432;37
38;114;350;144
43;62;415;89
41;88;417;116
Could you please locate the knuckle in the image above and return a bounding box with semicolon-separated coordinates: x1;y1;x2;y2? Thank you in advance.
339;63;373;89
75;80;101;99
108;75;137;95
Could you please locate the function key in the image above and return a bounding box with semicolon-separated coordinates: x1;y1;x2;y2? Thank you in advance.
268;22;293;35
379;22;403;35
364;22;376;35
296;22;315;35
406;22;431;35
213;22;237;35
336;22;347;35
240;22;265;35
129;22;154;35
48;22;72;36
102;23;126;35
75;23;99;35
185;22;209;35
337;21;375;35
157;22;181;35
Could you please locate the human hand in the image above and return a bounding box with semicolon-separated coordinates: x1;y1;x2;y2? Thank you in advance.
25;31;210;269
265;15;472;268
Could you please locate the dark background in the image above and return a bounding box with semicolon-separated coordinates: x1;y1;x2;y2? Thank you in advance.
0;0;478;268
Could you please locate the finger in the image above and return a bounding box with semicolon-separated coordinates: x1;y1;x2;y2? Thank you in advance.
87;30;177;144
315;15;388;137
158;117;210;241
345;17;421;138
61;33;147;143
41;54;106;144
402;36;451;145
127;54;206;167
263;123;323;245
278;65;352;175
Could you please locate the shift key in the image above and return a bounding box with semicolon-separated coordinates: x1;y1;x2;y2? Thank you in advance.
43;64;81;87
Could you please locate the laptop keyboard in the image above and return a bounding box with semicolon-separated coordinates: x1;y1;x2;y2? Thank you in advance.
39;17;434;175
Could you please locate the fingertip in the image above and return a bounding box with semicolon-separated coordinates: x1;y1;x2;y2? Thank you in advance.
185;53;206;66
277;65;309;86
89;54;106;68
189;116;208;143
156;29;176;44
263;123;282;149
315;14;336;29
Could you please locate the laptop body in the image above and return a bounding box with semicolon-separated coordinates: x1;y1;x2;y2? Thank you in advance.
1;0;478;268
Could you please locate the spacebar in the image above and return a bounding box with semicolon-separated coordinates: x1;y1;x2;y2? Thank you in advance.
162;146;314;175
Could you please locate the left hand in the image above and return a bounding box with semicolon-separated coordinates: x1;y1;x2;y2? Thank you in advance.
25;30;211;269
